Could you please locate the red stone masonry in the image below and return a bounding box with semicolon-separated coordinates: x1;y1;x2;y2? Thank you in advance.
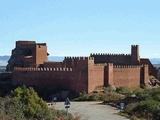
9;41;156;93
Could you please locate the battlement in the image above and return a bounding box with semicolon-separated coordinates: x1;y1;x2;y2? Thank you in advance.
131;45;139;47
37;43;46;46
64;56;94;60
90;53;131;56
113;65;143;68
16;41;36;45
14;67;73;71
94;63;106;66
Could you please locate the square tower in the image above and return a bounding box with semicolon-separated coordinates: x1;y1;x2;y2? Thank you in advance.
131;45;140;65
7;41;48;71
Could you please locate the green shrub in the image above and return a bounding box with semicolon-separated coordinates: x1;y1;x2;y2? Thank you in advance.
89;93;101;101
133;100;160;119
117;111;130;118
121;88;160;119
124;103;138;114
74;91;90;101
0;86;79;120
103;92;121;103
74;91;101;101
104;86;114;93
136;91;150;101
116;86;131;95
131;88;143;95
130;115;141;120
140;84;146;89
0;96;26;120
136;88;160;101
51;109;74;120
11;86;52;119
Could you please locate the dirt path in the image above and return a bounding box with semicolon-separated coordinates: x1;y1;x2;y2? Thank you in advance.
54;101;130;120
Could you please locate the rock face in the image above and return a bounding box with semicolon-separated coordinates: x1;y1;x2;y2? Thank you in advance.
8;41;157;93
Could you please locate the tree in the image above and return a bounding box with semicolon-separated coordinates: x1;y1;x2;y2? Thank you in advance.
0;96;25;120
11;86;52;119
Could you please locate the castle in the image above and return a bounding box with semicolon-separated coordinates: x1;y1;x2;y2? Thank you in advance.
7;41;157;93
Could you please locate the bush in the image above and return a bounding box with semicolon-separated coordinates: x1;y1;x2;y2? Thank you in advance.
73;113;81;120
130;115;141;120
116;86;131;95
136;88;160;101
0;96;26;120
0;86;80;120
89;93;101;101
104;86;114;93
74;91;90;101
117;111;130;118
103;92;121;103
118;88;160;119
11;86;52;119
124;103;138;114
74;91;101;101
133;100;160;119
51;109;74;120
116;87;143;98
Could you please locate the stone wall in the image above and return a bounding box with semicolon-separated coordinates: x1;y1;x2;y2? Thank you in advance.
9;41;154;93
113;65;142;87
140;59;157;78
12;67;73;89
90;53;132;65
88;58;105;92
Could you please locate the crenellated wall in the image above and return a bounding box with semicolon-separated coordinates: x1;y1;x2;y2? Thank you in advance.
43;62;63;68
16;40;35;45
90;45;140;65
10;41;154;93
12;57;94;93
13;67;74;91
131;45;140;65
111;65;147;87
12;64;149;93
113;65;141;87
63;57;94;92
90;53;132;65
14;67;73;71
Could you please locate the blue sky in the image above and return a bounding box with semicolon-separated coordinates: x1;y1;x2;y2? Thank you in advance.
0;0;160;58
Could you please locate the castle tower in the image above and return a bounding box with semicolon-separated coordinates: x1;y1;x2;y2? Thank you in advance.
131;45;140;65
7;41;48;71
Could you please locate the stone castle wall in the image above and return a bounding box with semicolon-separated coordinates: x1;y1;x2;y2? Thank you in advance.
112;65;144;87
90;45;140;65
12;62;149;93
13;67;74;90
9;41;155;93
90;53;132;65
140;59;157;78
12;57;92;93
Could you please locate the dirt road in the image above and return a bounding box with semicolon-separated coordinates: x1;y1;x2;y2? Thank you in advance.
54;101;130;120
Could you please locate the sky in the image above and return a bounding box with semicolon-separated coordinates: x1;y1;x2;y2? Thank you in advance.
0;0;160;58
